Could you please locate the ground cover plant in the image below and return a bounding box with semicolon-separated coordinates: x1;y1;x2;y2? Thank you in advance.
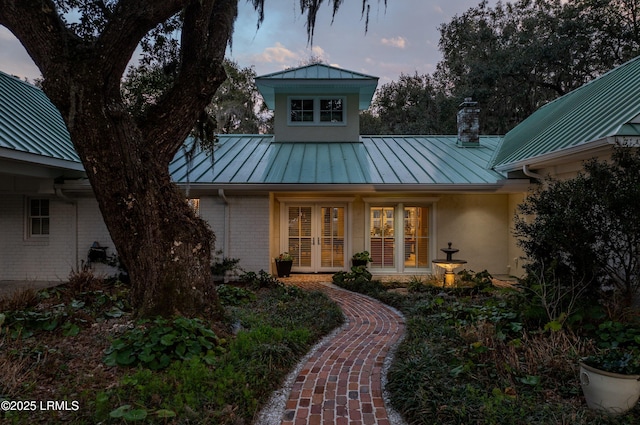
0;269;343;424
332;271;640;424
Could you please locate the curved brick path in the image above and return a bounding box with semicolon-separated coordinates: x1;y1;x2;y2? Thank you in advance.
277;280;406;425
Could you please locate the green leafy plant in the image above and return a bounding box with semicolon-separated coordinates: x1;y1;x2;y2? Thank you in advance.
582;348;640;375
275;252;293;262
239;270;282;289
332;267;385;296
352;251;373;262
104;316;224;370
515;146;640;318
211;250;242;282
216;284;256;306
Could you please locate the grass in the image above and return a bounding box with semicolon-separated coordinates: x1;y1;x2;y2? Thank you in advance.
332;271;640;425
0;270;343;424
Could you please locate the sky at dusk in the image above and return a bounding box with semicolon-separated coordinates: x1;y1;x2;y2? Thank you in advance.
0;0;488;85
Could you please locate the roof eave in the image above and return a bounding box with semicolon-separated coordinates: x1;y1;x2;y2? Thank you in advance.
172;182;518;194
493;136;632;173
255;79;378;110
0;147;84;173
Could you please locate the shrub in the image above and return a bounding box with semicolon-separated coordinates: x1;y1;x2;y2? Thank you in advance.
239;270;282;289
332;266;384;295
103;316;224;370
515;146;640;319
216;284;255;306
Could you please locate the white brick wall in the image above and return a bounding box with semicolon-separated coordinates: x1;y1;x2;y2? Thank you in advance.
76;198;117;276
0;195;77;281
1;190;271;281
226;196;271;273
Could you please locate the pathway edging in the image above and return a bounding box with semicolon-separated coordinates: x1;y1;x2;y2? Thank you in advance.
254;282;407;425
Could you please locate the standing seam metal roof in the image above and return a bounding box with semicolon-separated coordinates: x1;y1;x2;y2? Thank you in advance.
169;135;506;186
492;55;640;169
0;71;79;164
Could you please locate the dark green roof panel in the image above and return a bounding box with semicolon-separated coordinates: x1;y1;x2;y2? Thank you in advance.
493;56;640;168
170;135;506;186
0;71;79;164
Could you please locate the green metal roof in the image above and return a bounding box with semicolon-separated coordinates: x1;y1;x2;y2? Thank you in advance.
169;135;507;188
0;70;81;170
255;64;378;110
492;56;640;170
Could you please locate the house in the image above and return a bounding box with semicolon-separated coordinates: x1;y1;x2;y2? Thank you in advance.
492;55;640;180
6;55;637;285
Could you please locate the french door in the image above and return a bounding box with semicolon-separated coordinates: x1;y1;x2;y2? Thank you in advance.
285;204;346;273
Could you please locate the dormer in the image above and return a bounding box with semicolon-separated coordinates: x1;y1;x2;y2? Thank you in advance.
256;64;378;142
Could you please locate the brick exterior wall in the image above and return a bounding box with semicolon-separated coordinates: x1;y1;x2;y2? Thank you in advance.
0;195;76;281
226;196;271;273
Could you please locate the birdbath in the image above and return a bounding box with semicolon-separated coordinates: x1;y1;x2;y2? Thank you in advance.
432;242;467;287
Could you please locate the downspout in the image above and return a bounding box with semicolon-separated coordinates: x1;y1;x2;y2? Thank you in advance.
218;189;230;258
522;164;543;181
55;185;79;272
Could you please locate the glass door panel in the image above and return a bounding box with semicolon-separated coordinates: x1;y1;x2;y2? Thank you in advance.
370;207;395;268
286;204;346;272
320;207;345;268
288;206;312;268
404;207;429;269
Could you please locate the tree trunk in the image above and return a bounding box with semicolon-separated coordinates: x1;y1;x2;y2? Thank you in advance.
1;0;238;320
65;84;221;320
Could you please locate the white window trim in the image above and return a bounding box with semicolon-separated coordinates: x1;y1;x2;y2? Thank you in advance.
24;197;51;242
364;198;438;275
287;96;347;127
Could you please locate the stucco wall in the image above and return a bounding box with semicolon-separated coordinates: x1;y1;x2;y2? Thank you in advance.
436;194;511;275
273;93;360;142
507;193;526;278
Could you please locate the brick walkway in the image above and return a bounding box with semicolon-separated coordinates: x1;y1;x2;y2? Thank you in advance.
276;278;406;425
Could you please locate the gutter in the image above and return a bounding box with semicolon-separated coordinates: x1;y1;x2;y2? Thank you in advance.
218;189;231;258
55;186;76;204
494;136;622;174
522;165;543;181
55;185;79;276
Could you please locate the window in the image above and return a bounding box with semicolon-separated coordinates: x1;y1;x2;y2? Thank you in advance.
28;198;50;237
368;204;432;272
404;207;430;269
370;207;395;268
290;98;314;122
320;98;343;123
289;97;345;125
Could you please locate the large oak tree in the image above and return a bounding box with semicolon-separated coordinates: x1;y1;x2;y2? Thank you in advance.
436;0;640;134
0;0;381;319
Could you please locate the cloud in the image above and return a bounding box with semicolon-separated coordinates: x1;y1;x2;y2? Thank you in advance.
252;42;298;64
380;36;407;49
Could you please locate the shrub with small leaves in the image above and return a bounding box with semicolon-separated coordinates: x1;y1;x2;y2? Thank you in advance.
239;270;282;289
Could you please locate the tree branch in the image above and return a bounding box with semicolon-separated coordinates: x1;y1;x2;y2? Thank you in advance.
0;0;75;76
141;0;237;164
97;0;189;91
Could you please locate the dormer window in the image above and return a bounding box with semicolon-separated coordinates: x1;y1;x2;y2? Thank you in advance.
289;96;346;126
290;98;314;122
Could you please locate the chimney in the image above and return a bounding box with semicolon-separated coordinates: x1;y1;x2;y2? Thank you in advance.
457;98;480;147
